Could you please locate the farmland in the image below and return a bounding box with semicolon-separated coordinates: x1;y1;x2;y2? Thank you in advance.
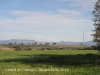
0;43;94;50
0;50;100;75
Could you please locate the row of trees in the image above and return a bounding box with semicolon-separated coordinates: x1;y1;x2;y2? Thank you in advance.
7;42;56;45
1;43;96;50
0;42;57;50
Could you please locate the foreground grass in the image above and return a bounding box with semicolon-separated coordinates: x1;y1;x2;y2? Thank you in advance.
0;50;100;75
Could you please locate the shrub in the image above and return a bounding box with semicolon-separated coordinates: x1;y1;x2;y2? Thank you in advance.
25;48;32;50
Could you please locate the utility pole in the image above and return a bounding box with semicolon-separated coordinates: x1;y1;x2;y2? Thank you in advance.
83;32;84;49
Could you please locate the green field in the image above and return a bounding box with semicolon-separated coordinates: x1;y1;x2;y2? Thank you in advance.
0;50;100;75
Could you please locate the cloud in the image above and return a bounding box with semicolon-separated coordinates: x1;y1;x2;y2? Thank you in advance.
75;0;96;10
0;10;93;41
57;9;81;16
55;0;96;11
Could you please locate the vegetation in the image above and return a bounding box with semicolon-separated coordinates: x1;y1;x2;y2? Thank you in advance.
0;50;100;75
0;43;97;51
92;0;100;51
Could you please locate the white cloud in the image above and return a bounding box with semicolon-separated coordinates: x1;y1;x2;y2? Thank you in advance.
75;0;96;10
0;10;87;28
56;0;96;11
57;9;81;16
0;10;93;41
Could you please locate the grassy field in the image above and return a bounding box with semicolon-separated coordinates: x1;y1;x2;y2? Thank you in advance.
0;50;100;75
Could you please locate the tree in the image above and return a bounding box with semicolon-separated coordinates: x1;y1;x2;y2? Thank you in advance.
52;42;56;45
9;43;12;45
45;43;49;45
92;0;100;51
15;42;17;45
35;42;37;45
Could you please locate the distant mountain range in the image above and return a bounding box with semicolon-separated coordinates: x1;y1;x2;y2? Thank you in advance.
0;39;96;46
56;41;96;46
0;39;36;44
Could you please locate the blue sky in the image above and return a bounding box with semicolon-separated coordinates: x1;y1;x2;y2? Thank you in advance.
0;0;96;42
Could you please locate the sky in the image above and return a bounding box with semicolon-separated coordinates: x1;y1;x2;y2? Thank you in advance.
0;0;96;42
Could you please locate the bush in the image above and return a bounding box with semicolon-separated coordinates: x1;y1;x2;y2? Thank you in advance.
25;48;32;50
15;47;21;50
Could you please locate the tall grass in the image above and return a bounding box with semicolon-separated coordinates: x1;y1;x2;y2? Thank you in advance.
0;50;100;75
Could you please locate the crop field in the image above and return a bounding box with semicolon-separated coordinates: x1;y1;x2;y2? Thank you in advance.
0;50;100;75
